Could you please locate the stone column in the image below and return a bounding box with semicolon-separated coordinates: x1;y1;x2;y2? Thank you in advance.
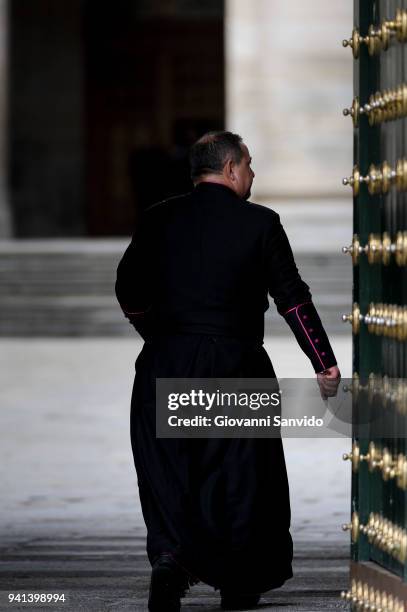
0;0;11;237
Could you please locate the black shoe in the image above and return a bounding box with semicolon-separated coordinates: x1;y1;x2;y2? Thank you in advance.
220;589;261;610
148;553;190;612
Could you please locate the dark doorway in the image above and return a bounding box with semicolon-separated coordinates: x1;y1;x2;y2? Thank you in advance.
8;0;224;237
84;0;225;236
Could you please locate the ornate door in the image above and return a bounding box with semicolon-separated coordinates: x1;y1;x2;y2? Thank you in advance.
341;0;407;607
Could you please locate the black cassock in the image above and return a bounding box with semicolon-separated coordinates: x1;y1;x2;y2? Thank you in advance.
115;182;337;593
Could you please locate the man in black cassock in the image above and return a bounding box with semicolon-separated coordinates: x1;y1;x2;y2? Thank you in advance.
115;131;341;611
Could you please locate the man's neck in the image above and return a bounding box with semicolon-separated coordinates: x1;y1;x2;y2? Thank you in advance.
194;177;236;193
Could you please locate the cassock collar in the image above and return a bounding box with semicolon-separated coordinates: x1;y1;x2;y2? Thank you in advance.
193;181;239;199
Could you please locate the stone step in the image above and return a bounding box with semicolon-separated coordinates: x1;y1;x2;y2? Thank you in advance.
0;241;351;336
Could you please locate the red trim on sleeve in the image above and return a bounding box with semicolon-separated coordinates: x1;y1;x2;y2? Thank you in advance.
122;308;147;315
295;304;326;370
283;301;312;316
121;304;152;316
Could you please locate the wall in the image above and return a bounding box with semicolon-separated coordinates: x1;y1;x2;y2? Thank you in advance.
226;0;353;200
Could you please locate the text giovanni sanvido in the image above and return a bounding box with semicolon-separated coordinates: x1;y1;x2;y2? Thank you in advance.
167;389;324;428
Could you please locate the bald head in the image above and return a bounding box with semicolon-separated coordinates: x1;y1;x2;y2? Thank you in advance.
189;131;244;182
189;130;255;200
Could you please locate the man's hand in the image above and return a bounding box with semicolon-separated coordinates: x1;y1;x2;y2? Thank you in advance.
316;366;341;400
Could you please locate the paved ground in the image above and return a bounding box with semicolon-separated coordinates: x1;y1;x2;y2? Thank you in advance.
0;538;349;611
0;336;352;610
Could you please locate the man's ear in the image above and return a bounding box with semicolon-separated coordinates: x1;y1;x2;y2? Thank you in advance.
224;158;235;181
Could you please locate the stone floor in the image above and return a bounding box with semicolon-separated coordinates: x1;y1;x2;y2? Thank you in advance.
0;336;352;611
